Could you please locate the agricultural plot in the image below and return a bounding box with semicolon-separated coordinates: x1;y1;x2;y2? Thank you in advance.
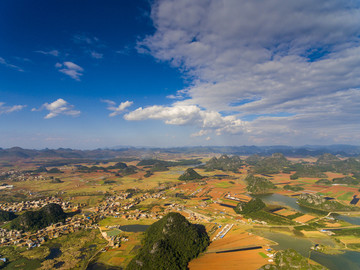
294;214;316;223
273;208;297;217
189;229;271;270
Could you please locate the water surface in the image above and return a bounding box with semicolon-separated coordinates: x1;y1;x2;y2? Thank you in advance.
119;224;149;232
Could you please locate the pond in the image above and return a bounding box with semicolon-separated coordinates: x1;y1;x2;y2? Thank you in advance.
86;262;122;270
45;246;62;260
119;224;149;232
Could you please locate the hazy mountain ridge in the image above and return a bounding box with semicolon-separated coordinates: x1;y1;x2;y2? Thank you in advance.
1;145;360;160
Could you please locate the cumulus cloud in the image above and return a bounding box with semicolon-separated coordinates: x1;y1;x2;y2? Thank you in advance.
0;57;23;72
102;100;133;117
0;102;26;115
133;0;360;144
55;61;84;80
124;104;246;135
32;98;80;119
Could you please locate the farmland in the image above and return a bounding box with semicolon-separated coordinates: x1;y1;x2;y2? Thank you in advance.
0;152;359;269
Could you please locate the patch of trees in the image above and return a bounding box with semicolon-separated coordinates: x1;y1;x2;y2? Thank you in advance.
47;168;62;174
204;155;244;172
50;177;63;183
121;166;138;175
144;171;153;178
289;165;326;179
244;174;276;194
76;163;138;176
137;159;201;167
34;166;48;173
245;154;262;165
107;162;128;170
126;212;209;270
316;154;360;175
297;193;357;211
235;198;265;214
76;165;108;173
150;162;169;172
315;179;332;185
332;176;359;185
259;249;326;270
283;185;304;191
178;168;203;181
235;198;293;225
10;203;67;231
251;153;290;174
0;209;17;222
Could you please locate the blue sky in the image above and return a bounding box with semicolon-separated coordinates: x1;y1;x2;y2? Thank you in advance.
1;0;360;149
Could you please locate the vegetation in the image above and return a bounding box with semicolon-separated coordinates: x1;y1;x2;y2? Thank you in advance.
332;176;359;185
47;168;62;174
107;162;128;169
10;203;67;231
331;228;360;237
235;198;265;214
259;249;327;270
245;154;262;165
315;179;332;185
283;185;304;191
0;209;17;222
50;178;63;183
126;212;209;270
144;170;153;178
252;153;290;174
235;198;293;225
137;159;201;167
297;194;357;211
244;174;276;194
316;153;341;165
178;168;203;181
204;155;243;172
290;165;326;179
150;162;169;172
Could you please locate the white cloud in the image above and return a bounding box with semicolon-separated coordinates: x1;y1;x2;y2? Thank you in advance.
90;51;103;59
73;34;99;45
134;0;360;144
35;50;59;57
0;57;23;72
102;100;133;117
33;98;80;119
55;61;84;80
124;104;246;135
0;102;26;115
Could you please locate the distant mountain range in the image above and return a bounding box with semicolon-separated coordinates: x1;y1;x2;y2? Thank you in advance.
0;145;360;160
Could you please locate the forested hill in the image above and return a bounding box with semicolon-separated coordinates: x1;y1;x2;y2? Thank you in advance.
126;212;209;270
10;203;67;232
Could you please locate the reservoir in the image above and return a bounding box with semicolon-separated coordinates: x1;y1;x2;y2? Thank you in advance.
254;193;360;225
251;229;360;270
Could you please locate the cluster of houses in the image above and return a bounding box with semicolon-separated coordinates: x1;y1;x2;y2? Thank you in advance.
0;213;98;248
0;197;73;213
95;191;166;218
0;170;45;182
